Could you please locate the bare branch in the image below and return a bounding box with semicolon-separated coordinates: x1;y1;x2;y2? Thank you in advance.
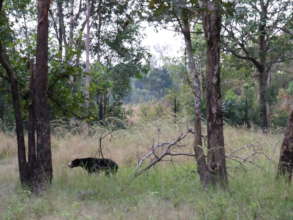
49;9;60;43
134;129;193;177
97;129;115;158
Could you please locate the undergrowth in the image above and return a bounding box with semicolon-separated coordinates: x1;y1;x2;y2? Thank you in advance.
1;163;292;220
0;119;291;220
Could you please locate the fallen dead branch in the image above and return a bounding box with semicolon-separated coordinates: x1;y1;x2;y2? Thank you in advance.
135;131;278;178
134;129;194;177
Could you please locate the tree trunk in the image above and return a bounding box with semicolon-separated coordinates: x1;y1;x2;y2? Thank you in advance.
244;95;251;128
34;0;53;188
258;1;269;131
181;10;211;186
277;110;293;182
201;0;228;188
0;80;4;123
103;94;107;119
0;43;28;185
57;0;65;60
97;93;108;121
68;0;75;47
258;67;269;131
0;2;30;186
98;94;104;121
28;60;37;165
84;0;91;108
173;96;177;123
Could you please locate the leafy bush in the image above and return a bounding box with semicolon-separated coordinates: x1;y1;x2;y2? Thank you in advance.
287;81;293;95
271;109;289;128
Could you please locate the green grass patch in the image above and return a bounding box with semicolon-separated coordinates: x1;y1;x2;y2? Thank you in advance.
1;163;292;220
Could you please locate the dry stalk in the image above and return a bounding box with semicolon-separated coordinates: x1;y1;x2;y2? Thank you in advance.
135;129;277;178
96;130;115;158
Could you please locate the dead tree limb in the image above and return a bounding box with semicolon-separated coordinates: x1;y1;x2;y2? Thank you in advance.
134;129;193;177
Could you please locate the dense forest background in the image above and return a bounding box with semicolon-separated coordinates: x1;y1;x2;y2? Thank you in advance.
0;0;292;131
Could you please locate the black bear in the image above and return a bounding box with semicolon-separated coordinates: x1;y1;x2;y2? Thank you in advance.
68;158;118;175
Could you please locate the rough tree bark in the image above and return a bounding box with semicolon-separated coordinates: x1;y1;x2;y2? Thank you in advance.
0;85;4;122
201;0;228;188
258;0;269;130
277;110;293;182
34;0;53;187
258;67;269;130
180;9;211;186
28;60;37;167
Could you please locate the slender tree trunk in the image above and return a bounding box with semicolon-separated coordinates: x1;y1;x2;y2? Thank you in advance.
96;0;103;62
95;1;104;121
0;2;30;186
84;0;91;108
201;0;228;188
68;0;75;48
97;94;108;121
85;0;90;70
103;94;107;119
181;10;211;186
28;60;37;165
0;43;28;185
173;96;177;123
57;0;65;60
0;79;4;122
244;95;251;128
34;0;53;187
98;95;104;121
258;67;269;130
277;110;293;182
258;0;269;131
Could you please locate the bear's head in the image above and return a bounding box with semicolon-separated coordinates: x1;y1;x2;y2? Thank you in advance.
68;159;81;168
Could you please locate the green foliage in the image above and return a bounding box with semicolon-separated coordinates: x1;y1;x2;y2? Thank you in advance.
222;84;257;126
0;0;150;130
223;0;293;73
0;79;15;130
287;81;293;95
271;109;289;128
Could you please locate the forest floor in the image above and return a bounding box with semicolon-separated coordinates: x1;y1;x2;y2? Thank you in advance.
0;118;292;220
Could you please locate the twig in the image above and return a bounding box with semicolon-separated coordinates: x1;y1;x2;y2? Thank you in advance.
96;130;115;158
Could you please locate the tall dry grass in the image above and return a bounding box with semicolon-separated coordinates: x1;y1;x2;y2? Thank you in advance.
0;118;290;220
0;118;283;182
0;131;17;159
